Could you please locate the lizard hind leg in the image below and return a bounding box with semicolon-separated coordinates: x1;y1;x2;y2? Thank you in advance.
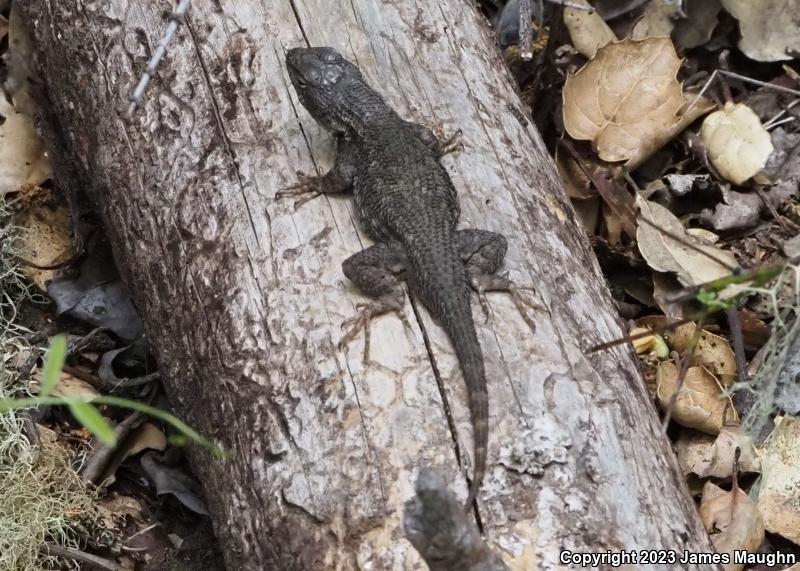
339;242;410;364
457;229;541;334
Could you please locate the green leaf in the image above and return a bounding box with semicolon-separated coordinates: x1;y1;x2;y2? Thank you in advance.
68;401;117;446
40;335;68;397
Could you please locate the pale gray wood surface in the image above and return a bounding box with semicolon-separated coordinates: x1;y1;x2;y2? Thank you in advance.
21;0;716;568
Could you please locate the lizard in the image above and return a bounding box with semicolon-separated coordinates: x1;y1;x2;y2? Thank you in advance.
280;46;535;508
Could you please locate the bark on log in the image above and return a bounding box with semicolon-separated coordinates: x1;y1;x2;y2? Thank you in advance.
21;0;718;568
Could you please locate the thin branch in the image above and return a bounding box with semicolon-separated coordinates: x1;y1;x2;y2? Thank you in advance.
686;69;800;116
662;313;707;433
42;543;119;571
726;307;748;386
637;214;740;273
126;0;192;118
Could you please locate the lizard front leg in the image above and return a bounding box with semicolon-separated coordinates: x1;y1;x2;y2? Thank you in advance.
276;134;356;209
457;229;540;333
405;121;463;159
339;242;409;363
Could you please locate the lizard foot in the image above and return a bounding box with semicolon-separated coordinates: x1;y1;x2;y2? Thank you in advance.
469;273;541;334
338;294;408;363
275;170;322;209
434;129;464;159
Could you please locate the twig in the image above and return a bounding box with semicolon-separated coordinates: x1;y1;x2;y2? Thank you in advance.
754;186;799;232
42;543;119;571
726;307;748;385
80;411;144;485
518;0;534;60
662;314;706;433
588;318;692;353
636;213;740;273
14;250;83;271
717;51;734;105
126;0;192;118
545;0;594;10
686;69;800;116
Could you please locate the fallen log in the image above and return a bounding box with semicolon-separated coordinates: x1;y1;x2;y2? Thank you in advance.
21;0;717;568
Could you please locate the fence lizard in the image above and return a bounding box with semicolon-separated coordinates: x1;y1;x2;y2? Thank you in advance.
281;47;535;507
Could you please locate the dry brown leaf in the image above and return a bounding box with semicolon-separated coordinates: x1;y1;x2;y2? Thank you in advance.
656;361;737;434
14;202;74;291
757;416;800;544
563;38;715;167
631;0;679;39
670;323;737;387
33;369;100;399
675;427;760;479
673;0;723;49
636;195;739;291
700;481;765;571
701;102;774;185
124;423;168;458
563;0;617;58
720;0;800;61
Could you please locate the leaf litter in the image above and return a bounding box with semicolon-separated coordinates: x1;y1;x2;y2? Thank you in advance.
495;0;800;558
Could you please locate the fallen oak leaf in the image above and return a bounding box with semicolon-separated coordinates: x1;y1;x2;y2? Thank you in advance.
631;0;680;39
670;322;738;387
675;426;760;479
636;195;740;291
563;38;715;167
757;416;800;545
563;0;617;58
656;361;737;434
720;0;800;62
699;481;765;571
701;102;774;185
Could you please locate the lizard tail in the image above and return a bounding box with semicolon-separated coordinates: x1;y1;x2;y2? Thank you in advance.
438;290;489;510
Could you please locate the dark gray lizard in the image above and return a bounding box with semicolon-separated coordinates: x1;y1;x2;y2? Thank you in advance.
281;46;534;508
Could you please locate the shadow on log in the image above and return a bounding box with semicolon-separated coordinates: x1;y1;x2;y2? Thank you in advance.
20;0;718;568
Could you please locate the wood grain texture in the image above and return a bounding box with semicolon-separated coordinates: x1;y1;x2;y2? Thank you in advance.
21;0;717;568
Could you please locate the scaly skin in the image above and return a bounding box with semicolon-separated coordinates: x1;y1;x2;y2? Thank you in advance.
283;47;529;508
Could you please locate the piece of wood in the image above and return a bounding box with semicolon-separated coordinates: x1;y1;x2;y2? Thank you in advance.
21;0;718;568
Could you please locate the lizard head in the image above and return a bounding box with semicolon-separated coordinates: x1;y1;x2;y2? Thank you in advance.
286;47;368;132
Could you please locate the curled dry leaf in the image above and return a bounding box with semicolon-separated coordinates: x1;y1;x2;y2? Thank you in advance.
563;38;715;167
630;0;680;39
656;361;738;434
670;323;737;387
757;416;800;544
675;427;760;479
720;0;800;62
636;195;739;291
630;326;669;358
124;423;168;459
701;103;774;185
699;481;765;571
563;0;617;58
33;369;100;399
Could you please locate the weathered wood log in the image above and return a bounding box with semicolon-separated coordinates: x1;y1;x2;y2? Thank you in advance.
21;0;718;568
